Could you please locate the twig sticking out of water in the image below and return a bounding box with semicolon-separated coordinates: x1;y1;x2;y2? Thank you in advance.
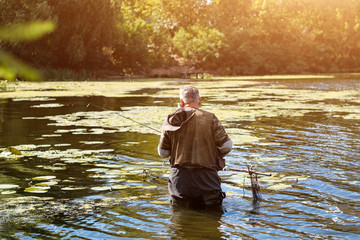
230;166;271;201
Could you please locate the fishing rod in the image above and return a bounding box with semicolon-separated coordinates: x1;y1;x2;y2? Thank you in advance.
229;167;272;176
229;166;271;201
85;103;161;134
6;103;161;155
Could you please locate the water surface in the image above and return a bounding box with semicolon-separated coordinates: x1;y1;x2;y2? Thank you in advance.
0;77;359;239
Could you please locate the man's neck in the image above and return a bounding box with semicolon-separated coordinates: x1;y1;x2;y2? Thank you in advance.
184;102;199;109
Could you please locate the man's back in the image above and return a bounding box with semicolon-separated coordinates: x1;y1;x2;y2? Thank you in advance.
160;107;229;170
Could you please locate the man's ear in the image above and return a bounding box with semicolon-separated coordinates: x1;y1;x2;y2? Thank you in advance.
180;99;185;107
199;97;202;106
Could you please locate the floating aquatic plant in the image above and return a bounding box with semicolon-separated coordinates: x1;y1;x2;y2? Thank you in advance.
1;190;17;195
0;184;20;190
24;186;50;194
31;103;64;108
32;176;57;181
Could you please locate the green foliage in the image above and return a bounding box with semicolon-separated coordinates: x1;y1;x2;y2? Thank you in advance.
113;0;176;73
1;0;360;77
0;0;119;70
161;0;210;27
0;21;54;42
0;21;55;82
173;24;224;68
0;51;41;81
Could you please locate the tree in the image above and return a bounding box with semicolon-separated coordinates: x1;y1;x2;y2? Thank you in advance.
2;0;360;77
172;24;224;70
0;0;119;70
112;0;172;74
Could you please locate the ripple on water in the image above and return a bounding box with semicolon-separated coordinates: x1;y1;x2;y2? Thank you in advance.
1;78;360;239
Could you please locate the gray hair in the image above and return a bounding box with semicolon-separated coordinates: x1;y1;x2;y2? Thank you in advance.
180;85;200;104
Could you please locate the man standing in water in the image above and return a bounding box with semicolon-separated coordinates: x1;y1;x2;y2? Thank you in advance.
158;85;232;209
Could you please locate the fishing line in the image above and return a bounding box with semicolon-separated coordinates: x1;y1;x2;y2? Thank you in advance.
85;103;161;134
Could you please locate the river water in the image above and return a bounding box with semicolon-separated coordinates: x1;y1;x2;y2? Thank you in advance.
0;77;359;239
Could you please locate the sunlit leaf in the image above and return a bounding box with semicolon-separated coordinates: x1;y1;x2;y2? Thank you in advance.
95;164;122;169
41;134;62;138
54;143;71;147
61;187;85;191
91;186;112;191
79;141;105;145
32;176;56;181
24;186;50;193
1;190;17;195
42;165;67;171
31;103;64;108
14;97;56;102
0;184;20;190
35;181;58;187
7;146;22;155
150;200;169;205
0;51;42;81
0;21;55;42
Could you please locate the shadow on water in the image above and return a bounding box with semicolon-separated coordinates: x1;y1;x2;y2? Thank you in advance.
169;206;224;240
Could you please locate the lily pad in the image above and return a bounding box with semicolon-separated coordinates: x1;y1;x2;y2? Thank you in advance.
44;165;67;171
24;186;50;193
79;141;105;145
54;143;72;147
32;176;57;181
35;181;58;187
267;184;292;191
111;185;128;190
150;200;169;205
89;174;118;179
7;146;22;155
61;187;85;191
1;190;17;195
0;184;20;190
31;103;64;108
95;164;122;169
91;186;112;191
12;97;56;102
86;168;109;173
42;134;62;138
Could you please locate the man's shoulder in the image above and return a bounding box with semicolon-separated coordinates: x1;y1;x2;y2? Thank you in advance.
196;108;214;116
195;108;218;120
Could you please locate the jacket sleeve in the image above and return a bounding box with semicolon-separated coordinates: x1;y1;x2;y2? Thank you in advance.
212;115;232;156
158;130;171;158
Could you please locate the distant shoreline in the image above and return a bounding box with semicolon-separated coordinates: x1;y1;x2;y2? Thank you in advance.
0;80;171;99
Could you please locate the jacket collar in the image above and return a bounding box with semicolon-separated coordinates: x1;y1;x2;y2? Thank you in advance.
162;107;196;131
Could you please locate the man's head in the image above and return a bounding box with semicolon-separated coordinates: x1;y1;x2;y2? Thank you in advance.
180;86;200;107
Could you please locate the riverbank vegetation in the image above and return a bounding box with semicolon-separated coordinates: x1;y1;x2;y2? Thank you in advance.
1;0;360;79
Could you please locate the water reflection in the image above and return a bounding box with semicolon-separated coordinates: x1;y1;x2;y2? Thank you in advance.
0;77;359;239
169;207;224;239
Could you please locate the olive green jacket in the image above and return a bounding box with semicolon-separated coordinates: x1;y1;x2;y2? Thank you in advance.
158;107;232;170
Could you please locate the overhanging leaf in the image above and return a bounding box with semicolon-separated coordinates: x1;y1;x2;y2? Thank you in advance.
0;50;42;81
0;21;55;42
